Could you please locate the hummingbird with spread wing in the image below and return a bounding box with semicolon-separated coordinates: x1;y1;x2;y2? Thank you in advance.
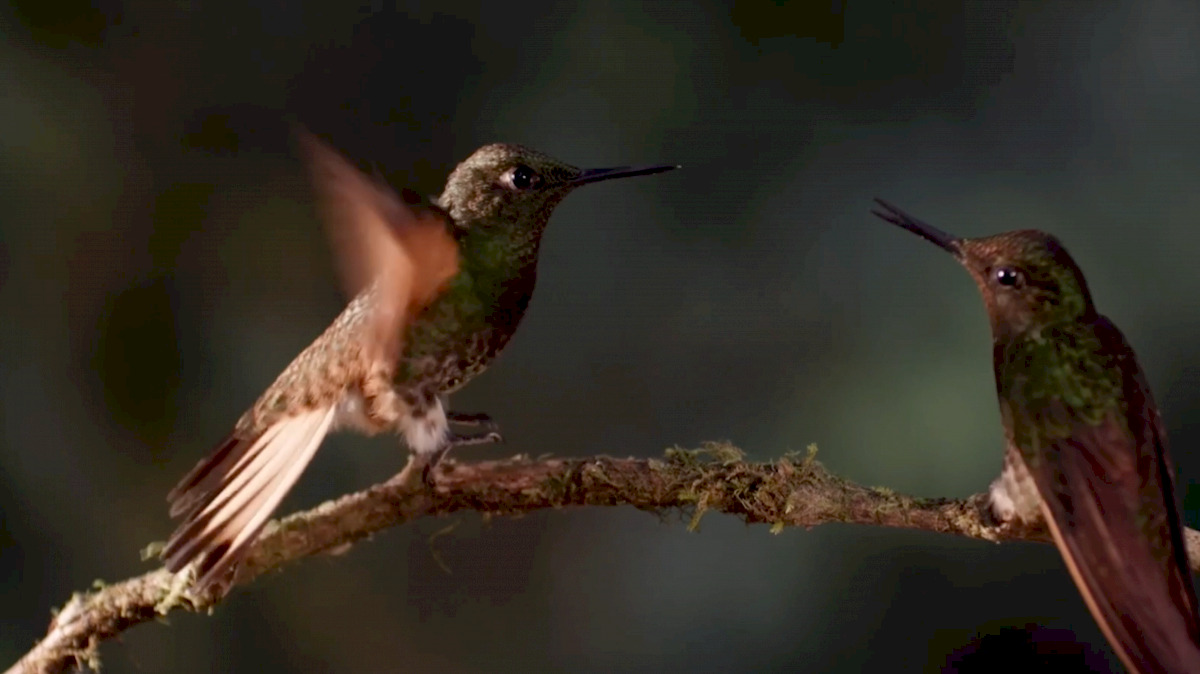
161;128;677;592
873;199;1200;674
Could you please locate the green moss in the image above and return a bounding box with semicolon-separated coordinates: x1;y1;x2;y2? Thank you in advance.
581;462;618;488
538;467;576;502
140;541;165;561
663;441;744;468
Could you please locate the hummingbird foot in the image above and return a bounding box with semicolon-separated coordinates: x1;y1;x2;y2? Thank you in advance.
446;410;499;431
420;431;506;488
423;430;504;485
389;430;503;490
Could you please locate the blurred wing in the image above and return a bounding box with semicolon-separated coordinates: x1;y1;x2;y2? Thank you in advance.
294;126;460;364
1027;317;1200;674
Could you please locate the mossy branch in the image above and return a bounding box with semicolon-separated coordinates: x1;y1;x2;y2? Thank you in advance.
9;442;1200;674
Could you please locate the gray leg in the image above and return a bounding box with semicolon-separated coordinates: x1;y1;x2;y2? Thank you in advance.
447;410;499;430
449;429;503;447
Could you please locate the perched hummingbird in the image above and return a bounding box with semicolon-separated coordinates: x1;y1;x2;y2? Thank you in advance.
873;199;1200;674
162;128;677;592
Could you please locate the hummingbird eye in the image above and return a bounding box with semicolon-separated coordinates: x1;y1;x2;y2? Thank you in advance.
994;266;1023;288
503;165;541;191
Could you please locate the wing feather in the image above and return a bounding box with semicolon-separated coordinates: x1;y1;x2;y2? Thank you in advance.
294;126;459;366
1021;317;1200;673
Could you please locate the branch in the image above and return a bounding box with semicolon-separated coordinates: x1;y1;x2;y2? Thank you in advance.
9;443;1200;674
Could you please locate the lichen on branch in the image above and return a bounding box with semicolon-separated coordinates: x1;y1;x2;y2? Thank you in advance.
8;443;1200;674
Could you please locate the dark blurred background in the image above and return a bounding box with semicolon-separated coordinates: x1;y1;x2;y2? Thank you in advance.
2;0;1199;671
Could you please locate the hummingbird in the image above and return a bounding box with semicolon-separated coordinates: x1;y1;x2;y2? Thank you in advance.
872;199;1200;674
161;128;677;592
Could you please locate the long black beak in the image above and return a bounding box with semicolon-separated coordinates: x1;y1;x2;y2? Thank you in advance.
571;164;679;186
871;198;962;257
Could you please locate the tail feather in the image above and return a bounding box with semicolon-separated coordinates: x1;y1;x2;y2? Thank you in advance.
167;433;245;518
186;421;294;527
164;421;297;565
163;406;337;590
167;422;289;523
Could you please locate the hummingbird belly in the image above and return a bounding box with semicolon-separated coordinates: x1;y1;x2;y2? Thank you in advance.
988;445;1043;524
397;321;512;395
331;382;450;456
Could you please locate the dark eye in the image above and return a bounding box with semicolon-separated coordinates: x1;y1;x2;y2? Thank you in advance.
504;165;540;190
994;266;1023;287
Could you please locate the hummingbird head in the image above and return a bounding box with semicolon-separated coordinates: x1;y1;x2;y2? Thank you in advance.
438;143;677;263
873;199;1096;337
